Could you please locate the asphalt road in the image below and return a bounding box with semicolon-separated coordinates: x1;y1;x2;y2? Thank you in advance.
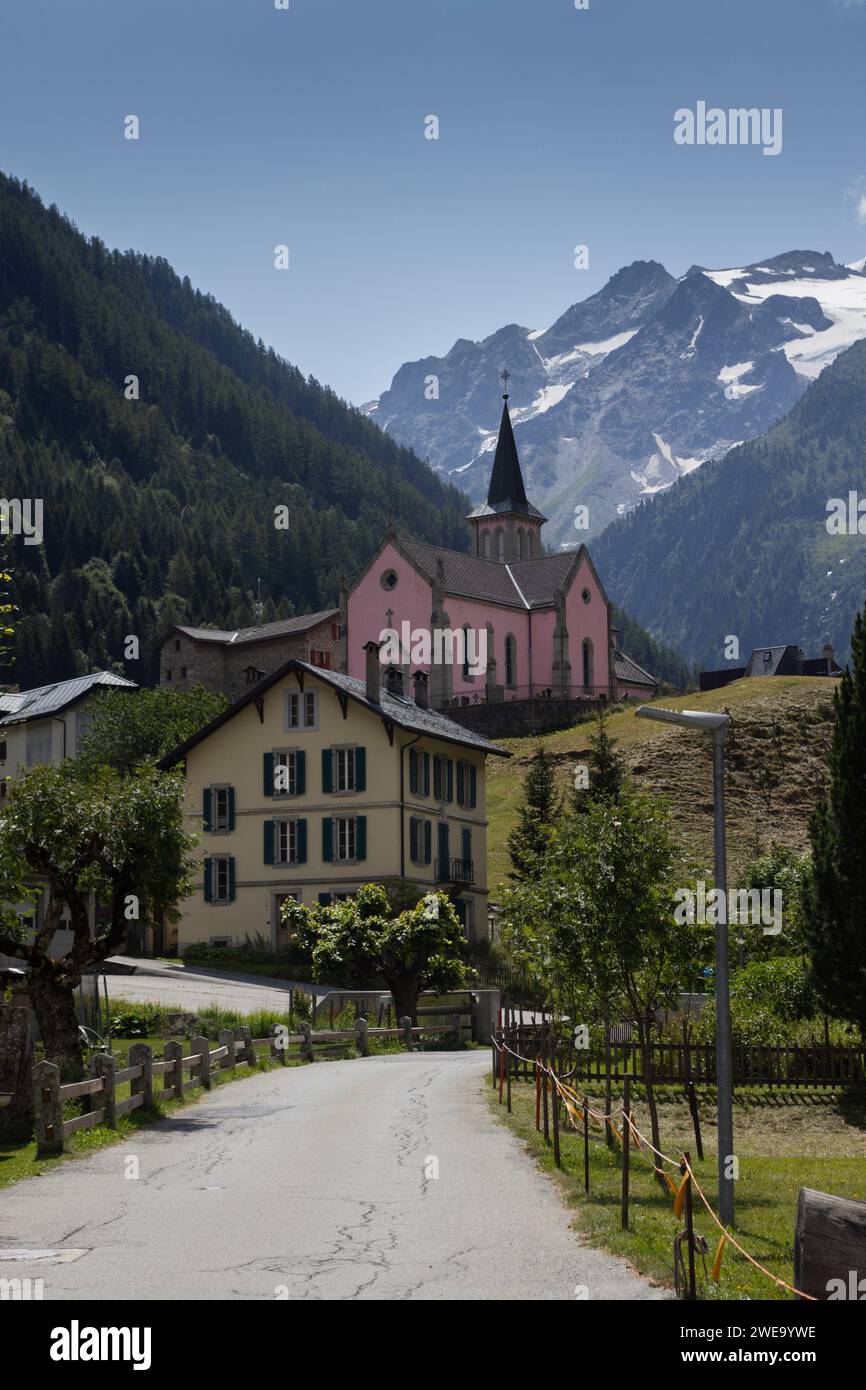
103;956;332;1016
0;1052;666;1301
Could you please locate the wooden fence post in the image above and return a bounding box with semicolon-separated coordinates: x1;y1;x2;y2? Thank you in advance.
163;1041;183;1099
234;1026;253;1066
270;1023;287;1065
192;1036;211;1090
621;1076;631;1230
400;1016;414;1050
549;1039;560;1168
583;1099;590;1193
682;1154;697;1300
129;1043;153;1109
92;1052;116;1128
218;1029;236;1070
535;1057;541;1131
355;1017;370;1057
542;1025;550;1145
299;1022;314;1063
451;1013;461;1048
33;1060;63;1156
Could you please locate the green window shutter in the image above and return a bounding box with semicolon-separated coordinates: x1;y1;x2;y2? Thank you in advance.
410;817;419;863
319;892;332;906
296;750;306;795
355;746;366;792
263;752;274;797
227;786;235;831
456;762;465;805
322;748;333;793
409;748;418;794
433;756;442;800
323;816;334;862
437;822;449;877
469;765;477;808
202;788;212;832
297;818;307;864
424;820;432;865
462;827;472;864
203;857;213;902
422;752;430;796
264;819;275;865
228;857;236;902
356;815;367;862
446;759;454;802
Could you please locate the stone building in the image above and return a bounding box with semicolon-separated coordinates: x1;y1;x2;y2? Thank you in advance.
160;610;340;704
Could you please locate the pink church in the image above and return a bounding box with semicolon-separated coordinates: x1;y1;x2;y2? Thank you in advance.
343;394;657;708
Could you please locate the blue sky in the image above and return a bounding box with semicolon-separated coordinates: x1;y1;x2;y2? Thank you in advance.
3;0;866;404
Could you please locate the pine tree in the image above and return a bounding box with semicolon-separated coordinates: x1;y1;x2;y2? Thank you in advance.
572;708;626;813
508;745;559;881
802;604;866;1036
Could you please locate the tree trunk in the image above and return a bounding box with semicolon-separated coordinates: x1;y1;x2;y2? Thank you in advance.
29;971;84;1080
635;1014;665;1187
0;989;34;1142
388;978;419;1027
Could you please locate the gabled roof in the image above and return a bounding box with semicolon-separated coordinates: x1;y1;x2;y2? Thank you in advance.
159;659;510;767
613;650;658;688
466;400;546;522
396;537;592;610
0;671;137;726
165;609;338;648
744;645;798;677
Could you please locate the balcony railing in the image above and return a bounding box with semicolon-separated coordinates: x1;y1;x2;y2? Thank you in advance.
436;858;475;885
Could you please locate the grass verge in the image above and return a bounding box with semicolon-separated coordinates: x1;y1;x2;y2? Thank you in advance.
488;1076;866;1300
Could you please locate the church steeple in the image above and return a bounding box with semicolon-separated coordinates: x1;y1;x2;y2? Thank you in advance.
467;374;546;562
487;398;529;513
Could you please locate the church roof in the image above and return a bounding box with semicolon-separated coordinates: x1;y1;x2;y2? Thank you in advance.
466;400;546;522
397;537;586;610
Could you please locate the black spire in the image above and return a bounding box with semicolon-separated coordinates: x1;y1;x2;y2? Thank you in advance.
487;396;529;512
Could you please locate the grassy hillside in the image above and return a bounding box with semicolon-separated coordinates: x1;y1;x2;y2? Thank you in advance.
486;676;837;895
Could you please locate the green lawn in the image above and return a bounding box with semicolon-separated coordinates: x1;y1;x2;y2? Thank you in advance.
488;1077;866;1300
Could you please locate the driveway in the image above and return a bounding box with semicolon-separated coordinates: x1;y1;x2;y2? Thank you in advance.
103;956;331;1016
0;1052;667;1300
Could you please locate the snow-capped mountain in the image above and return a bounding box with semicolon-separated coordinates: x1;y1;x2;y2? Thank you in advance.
364;250;866;547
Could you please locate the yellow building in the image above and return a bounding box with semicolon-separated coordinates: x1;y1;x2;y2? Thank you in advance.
161;648;509;951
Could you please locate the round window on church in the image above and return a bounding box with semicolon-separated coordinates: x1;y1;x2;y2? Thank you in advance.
581;588;591;605
380;569;399;591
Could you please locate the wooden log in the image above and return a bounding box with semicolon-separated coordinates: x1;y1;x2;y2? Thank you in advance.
794;1187;866;1300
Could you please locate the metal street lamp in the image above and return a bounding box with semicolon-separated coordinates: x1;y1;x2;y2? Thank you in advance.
635;704;735;1227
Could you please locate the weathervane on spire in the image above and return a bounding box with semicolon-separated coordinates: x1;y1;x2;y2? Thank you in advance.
500;367;510;401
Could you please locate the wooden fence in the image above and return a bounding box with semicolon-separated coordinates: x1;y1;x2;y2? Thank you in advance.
33;1014;461;1156
494;1021;866;1091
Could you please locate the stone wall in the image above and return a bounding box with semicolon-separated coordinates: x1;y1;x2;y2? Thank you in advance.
438;695;609;739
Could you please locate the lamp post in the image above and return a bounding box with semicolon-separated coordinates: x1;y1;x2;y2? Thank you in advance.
635;704;735;1227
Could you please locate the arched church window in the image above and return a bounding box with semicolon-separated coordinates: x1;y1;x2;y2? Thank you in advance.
582;638;594;690
505;634;517;688
462;625;473;680
482;531;491;558
525;530;534;558
496;528;505;562
517;528;524;559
